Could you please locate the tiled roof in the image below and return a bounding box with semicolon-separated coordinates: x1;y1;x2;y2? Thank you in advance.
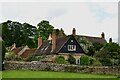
12;47;24;55
35;36;70;55
20;48;36;58
35;35;107;55
77;35;107;44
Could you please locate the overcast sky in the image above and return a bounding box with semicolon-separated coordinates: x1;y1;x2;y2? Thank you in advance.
0;2;118;42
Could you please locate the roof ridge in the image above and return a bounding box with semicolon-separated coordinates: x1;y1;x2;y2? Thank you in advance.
77;35;102;39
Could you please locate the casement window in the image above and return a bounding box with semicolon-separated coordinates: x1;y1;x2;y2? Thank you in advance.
68;45;76;51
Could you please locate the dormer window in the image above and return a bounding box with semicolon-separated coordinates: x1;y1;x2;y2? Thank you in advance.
68;45;76;51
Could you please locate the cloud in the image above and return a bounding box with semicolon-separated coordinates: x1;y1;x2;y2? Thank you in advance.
46;9;66;21
0;2;118;42
88;3;117;23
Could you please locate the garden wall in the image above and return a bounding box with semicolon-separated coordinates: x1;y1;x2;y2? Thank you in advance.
4;61;120;76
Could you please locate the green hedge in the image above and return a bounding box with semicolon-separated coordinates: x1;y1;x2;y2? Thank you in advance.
55;56;67;64
80;55;101;66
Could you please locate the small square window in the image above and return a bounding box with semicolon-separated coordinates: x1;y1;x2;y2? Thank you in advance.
71;40;73;42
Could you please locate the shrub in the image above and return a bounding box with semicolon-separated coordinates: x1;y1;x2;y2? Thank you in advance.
89;57;96;65
25;56;38;62
100;58;113;66
5;51;23;61
68;55;76;64
80;55;90;65
5;52;16;61
92;59;102;66
55;56;67;64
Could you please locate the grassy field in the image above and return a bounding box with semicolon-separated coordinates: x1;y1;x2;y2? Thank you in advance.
2;70;117;78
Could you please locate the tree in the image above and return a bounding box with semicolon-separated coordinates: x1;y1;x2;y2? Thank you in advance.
104;42;119;52
94;42;120;66
86;43;104;56
87;46;95;56
93;43;103;51
22;23;38;48
2;20;38;48
37;20;54;42
2;41;6;63
2;20;24;47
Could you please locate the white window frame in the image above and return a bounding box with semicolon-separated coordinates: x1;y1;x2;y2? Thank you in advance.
68;45;76;51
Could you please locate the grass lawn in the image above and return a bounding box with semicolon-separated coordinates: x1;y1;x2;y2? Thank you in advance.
2;70;118;78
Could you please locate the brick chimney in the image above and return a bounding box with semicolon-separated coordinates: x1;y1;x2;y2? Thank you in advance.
72;28;76;35
52;31;56;52
38;36;42;48
59;28;63;37
101;32;105;38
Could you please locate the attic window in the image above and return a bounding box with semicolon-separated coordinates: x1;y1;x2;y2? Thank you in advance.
71;40;73;42
68;45;76;51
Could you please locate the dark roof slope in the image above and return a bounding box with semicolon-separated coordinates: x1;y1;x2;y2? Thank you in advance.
35;40;52;55
35;35;107;55
12;47;24;55
53;36;70;53
35;36;70;55
20;48;36;58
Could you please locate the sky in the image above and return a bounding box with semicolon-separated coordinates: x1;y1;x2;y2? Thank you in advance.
0;2;118;42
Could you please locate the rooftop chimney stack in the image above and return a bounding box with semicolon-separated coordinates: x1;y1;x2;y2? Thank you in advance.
101;32;105;38
52;31;56;52
72;28;76;35
109;38;112;43
59;28;63;37
38;36;42;48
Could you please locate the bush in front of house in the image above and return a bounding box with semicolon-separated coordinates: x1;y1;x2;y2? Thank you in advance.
5;51;22;61
5;52;16;61
91;59;102;66
80;55;101;66
55;56;67;64
80;55;90;65
68;55;76;64
25;56;44;62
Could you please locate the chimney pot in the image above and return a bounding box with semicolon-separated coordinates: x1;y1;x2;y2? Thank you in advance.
109;38;112;43
101;32;105;38
72;28;76;35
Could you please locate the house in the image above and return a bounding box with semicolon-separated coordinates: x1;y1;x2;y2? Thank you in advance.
10;43;36;58
35;28;107;64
